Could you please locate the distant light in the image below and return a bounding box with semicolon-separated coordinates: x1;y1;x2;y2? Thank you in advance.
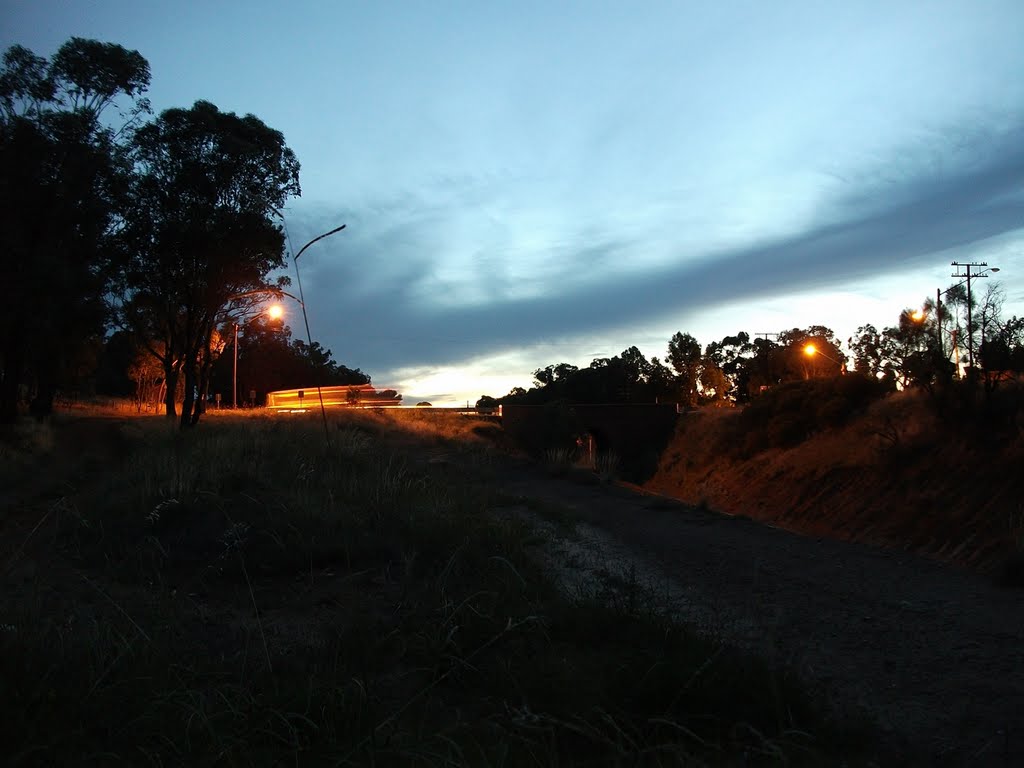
911;309;925;322
267;303;284;320
804;343;817;356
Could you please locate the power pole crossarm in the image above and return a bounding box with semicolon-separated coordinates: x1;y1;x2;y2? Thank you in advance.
951;261;1000;373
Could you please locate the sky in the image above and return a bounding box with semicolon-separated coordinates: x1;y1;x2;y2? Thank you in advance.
4;1;1024;404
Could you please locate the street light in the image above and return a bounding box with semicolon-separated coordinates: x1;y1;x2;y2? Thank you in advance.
804;343;842;367
225;288;302;408
231;301;290;408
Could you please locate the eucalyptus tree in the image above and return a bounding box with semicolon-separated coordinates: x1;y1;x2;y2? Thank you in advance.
0;38;150;422
975;284;1004;371
667;331;702;405
880;310;940;389
704;332;755;402
981;315;1024;385
116;100;301;427
850;310;953;391
847;323;888;380
778;326;846;381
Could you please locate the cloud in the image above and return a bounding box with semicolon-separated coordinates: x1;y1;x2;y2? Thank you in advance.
290;121;1024;378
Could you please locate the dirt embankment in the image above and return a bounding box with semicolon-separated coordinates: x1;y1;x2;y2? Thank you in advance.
643;391;1024;573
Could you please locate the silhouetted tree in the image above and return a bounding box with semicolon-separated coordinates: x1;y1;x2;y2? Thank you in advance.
879;310;938;389
777;326;845;380
95;330;139;397
852;308;953;391
741;336;784;394
0;38;150;422
644;356;677;402
848;324;887;379
476;395;499;412
703;332;755;401
115;100;301;427
699;360;732;404
506;346;676;405
981;315;1024;383
667;331;702;405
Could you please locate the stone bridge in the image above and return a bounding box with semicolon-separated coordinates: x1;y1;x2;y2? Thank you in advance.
500;403;679;482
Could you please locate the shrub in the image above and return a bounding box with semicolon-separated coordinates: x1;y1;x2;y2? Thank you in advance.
737;374;888;456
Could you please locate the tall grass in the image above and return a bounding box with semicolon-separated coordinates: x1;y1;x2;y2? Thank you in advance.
0;419;56;496
1;411;870;765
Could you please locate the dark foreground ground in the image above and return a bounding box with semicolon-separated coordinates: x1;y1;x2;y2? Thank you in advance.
484;455;1024;765
2;411;1022;765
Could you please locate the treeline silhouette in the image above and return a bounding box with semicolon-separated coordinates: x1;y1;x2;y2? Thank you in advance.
1;37;367;427
489;295;1024;409
3;38;1021;427
96;320;368;411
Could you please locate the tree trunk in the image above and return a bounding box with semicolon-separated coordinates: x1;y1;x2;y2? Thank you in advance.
163;364;179;420
28;376;56;421
28;346;57;420
0;343;23;425
191;348;214;426
180;358;197;430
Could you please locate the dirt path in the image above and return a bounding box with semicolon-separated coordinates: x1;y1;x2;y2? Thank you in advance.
489;461;1024;765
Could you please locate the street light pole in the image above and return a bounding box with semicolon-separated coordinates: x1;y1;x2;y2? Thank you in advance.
292;224;346;444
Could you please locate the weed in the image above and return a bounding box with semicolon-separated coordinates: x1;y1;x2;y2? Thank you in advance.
595;450;620;483
543;446;577;476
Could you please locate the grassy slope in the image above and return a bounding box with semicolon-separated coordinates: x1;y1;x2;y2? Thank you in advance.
1;408;871;767
645;387;1024;573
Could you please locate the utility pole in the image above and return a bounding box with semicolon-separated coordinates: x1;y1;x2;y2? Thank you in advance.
951;261;995;373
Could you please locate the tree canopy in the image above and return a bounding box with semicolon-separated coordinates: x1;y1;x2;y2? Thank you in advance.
115;100;301;427
0;38;150;422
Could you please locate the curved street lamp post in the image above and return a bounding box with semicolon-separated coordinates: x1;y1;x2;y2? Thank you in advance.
223;223;346;434
292;224;346;443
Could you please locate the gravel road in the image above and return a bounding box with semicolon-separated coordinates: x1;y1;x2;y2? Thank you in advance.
492;462;1024;766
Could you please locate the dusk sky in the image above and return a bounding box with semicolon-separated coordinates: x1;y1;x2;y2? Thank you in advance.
4;1;1023;404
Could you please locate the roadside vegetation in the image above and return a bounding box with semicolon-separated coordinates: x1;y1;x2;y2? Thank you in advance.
2;409;872;766
648;377;1024;578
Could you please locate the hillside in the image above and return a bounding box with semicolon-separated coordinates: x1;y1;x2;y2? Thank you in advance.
644;383;1024;575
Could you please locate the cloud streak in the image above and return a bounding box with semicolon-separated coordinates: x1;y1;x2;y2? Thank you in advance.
294;122;1024;376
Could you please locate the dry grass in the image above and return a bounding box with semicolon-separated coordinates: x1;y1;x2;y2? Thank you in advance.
647;386;1024;572
0;405;869;766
